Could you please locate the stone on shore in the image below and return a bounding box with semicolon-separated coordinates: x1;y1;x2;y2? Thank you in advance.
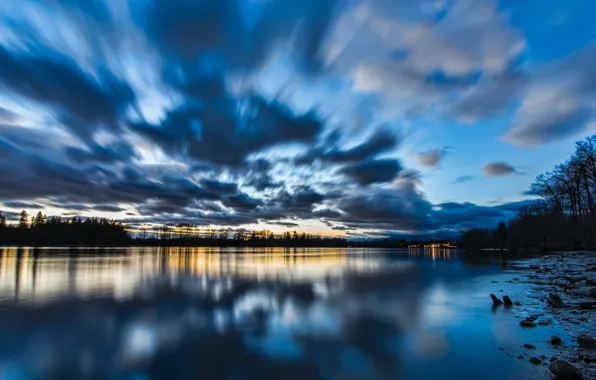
490;294;503;305
549;336;562;345
503;295;513;306
577;335;596;349
549;360;584;380
548;293;565;308
528;356;541;364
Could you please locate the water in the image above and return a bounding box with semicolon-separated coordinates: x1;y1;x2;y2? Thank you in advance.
0;247;543;379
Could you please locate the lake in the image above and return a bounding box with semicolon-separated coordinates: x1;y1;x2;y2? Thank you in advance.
0;247;551;379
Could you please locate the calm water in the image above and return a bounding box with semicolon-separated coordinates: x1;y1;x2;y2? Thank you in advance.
0;247;543;379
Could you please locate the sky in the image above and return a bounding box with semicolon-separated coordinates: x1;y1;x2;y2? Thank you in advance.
0;0;595;239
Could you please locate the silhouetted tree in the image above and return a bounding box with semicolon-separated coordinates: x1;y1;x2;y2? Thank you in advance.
495;222;507;251
462;135;596;250
18;210;29;229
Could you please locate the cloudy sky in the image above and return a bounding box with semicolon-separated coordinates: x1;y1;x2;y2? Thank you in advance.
0;0;594;238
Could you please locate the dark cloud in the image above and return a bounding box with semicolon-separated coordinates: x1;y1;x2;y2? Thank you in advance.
268;221;300;228
0;45;136;138
137;0;341;73
222;194;262;212
482;162;522;177
92;204;124;213
415;148;447;168
65;141;138;164
2;201;45;210
339;159;402;185
313;209;342;218
296;128;400;165
134;92;325;167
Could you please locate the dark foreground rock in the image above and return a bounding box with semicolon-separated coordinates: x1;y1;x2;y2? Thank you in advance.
503;295;513;306
549;360;583;380
549;336;562;345
490;294;503;305
548;293;565;308
577;335;596;349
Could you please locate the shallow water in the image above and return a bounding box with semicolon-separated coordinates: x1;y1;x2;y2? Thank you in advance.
0;247;549;379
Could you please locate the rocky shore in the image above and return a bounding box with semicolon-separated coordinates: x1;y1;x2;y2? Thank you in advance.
492;251;596;379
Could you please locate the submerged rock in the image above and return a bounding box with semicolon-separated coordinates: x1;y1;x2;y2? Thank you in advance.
513;301;522;306
549;336;563;345
503;295;513;306
529;356;542;364
549;360;584;380
520;320;536;328
577;335;596;349
490;294;503;305
523;343;536;349
548;293;565;308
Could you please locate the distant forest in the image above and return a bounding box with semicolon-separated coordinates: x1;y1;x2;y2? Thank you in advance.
0;210;449;248
461;135;596;250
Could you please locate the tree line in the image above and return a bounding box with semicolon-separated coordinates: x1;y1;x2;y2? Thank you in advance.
461;135;596;250
0;210;129;245
0;210;436;248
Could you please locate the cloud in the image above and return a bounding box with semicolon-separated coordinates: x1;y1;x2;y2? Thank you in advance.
0;107;20;124
502;43;596;146
482;162;522;177
415;148;447;168
296;128;400;165
133;92;325;167
452;175;475;184
338;159;402;185
2;201;45;210
0;45;136;138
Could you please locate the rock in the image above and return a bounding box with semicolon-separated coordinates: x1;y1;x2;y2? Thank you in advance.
585;279;595;286
550;356;558;362
491;280;498;283
513;278;519;281
524;343;536;349
529;357;542;364
549;360;584;380
579;302;593;310
537;318;552;326
548;293;565;308
520;320;536;328
503;295;513;306
490;294;503;305
549;336;563;345
589;288;596;298
577;335;596;349
514;301;521;306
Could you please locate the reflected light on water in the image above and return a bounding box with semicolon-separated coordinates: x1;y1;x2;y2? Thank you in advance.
0;247;535;380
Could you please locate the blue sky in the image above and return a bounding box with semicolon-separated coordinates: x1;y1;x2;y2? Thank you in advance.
0;0;595;238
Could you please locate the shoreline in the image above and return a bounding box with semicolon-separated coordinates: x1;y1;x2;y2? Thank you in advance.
498;251;596;379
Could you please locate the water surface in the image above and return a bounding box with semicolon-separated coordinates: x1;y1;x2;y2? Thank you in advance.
0;247;541;379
